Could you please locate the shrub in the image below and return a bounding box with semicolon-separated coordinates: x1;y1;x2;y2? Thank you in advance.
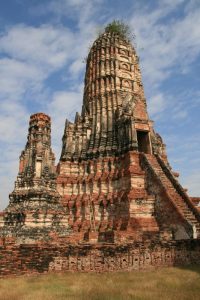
104;20;134;41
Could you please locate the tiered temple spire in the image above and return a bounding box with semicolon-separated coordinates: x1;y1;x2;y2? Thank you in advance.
60;31;163;161
10;113;58;203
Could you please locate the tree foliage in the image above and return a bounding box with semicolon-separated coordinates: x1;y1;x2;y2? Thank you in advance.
104;20;134;41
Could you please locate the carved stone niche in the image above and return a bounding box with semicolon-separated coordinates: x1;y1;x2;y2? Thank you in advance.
120;62;130;71
122;93;136;115
122;73;132;80
119;48;128;56
122;79;132;90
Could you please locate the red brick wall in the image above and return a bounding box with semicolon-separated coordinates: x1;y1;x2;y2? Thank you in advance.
0;239;200;276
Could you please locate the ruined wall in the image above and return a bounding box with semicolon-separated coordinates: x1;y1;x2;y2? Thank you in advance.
0;239;200;276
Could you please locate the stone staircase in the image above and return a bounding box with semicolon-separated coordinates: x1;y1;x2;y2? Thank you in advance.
143;153;200;238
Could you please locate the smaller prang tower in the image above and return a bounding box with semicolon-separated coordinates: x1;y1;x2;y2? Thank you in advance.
0;113;67;242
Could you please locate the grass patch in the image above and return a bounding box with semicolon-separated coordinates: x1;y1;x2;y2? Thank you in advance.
0;266;200;300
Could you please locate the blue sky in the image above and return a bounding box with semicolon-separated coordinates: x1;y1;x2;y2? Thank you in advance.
0;0;200;209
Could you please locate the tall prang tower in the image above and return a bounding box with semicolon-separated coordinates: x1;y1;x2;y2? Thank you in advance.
60;28;160;160
57;24;200;243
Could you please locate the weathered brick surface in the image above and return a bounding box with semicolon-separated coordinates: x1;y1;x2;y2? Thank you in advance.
0;239;200;276
191;197;200;211
0;28;199;275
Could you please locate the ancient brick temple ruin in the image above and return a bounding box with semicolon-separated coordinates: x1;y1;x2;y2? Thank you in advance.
0;26;200;275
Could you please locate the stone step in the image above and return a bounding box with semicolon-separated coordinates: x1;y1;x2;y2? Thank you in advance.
146;155;200;227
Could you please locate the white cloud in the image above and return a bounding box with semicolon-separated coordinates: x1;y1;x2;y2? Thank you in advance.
47;86;83;159
129;1;200;90
0;58;44;99
148;93;166;117
0;25;74;70
181;171;200;197
31;0;102;23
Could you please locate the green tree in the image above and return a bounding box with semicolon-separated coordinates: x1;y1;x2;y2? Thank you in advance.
104;20;134;41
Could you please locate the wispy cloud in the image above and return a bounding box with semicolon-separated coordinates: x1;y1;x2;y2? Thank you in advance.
181;171;200;197
129;0;200;89
31;0;102;24
47;85;83;158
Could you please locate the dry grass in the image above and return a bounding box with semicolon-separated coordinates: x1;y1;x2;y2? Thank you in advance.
0;266;200;300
